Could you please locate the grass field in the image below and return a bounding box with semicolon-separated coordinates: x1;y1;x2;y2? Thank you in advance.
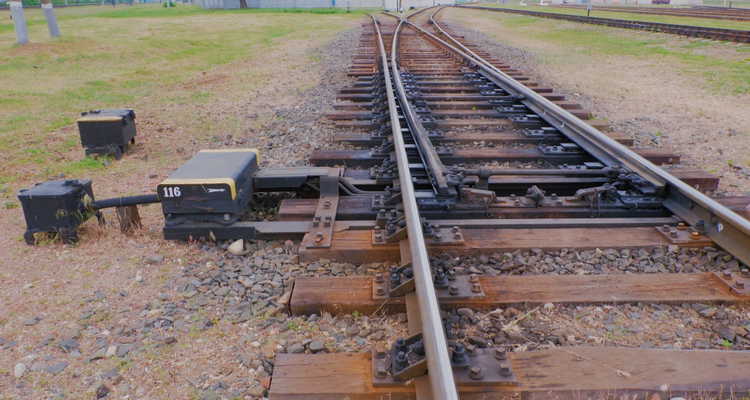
0;4;360;201
473;1;750;30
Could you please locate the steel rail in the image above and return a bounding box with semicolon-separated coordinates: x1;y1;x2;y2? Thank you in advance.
455;5;750;43
381;10;455;197
414;6;750;266
410;10;665;187
544;4;750;22
367;13;460;400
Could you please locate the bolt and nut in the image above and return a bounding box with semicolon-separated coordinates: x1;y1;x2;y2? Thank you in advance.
499;362;512;377
468;366;484;380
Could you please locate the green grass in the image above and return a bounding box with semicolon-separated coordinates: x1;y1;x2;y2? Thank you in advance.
0;4;361;187
451;8;750;95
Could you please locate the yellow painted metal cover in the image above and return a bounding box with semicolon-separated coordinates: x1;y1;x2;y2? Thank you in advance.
159;149;260;200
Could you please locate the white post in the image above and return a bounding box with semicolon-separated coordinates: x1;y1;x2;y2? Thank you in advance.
41;0;62;38
9;1;29;45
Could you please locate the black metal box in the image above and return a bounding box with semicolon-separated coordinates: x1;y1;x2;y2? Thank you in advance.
76;109;136;158
158;149;260;227
17;180;96;244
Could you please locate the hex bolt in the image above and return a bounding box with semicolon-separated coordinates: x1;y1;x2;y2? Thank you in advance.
374;234;383;242
494;347;507;360
434;269;448;286
690;231;700;240
449;285;459;295
387;223;396;235
394;351;409;371
469;273;479;283
499;362;512;377
468;366;484;380
375;273;385;283
394;337;407;353
374;226;382;234
324;216;332;227
376;285;386;296
375;365;387;379
390;272;401;288
454;232;462;240
661;224;670;232
452;344;468;365
677;222;686;230
452;226;460;233
472;283;482;293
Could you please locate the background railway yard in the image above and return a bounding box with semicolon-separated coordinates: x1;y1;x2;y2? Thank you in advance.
1;2;750;399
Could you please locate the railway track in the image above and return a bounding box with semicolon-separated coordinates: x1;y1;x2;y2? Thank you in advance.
456;5;750;43
18;4;750;398
545;3;750;22
254;7;750;399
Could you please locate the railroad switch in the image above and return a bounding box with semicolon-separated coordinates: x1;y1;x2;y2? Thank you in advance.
17;180;99;244
76;109;136;159
159;149;260;227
